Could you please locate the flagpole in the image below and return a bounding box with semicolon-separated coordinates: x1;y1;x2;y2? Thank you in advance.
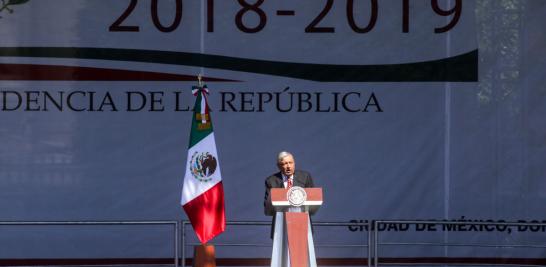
183;73;224;266
197;74;203;87
198;71;208;249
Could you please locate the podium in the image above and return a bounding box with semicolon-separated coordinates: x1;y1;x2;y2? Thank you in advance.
270;187;323;267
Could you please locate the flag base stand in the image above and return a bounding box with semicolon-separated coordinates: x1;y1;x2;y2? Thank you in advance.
193;244;216;267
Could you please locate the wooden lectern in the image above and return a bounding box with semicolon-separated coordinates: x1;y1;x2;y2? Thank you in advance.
270;187;322;267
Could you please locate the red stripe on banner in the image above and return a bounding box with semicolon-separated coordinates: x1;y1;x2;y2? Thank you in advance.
0;63;239;81
183;182;226;244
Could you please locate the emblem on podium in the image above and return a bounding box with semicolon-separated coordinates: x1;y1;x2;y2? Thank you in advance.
287;186;307;207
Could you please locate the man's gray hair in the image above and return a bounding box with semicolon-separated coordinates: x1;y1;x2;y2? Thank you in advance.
277;151;293;163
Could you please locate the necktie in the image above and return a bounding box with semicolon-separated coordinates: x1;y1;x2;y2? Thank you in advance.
287;178;292;189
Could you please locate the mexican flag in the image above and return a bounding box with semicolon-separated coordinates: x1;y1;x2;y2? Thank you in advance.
181;85;226;244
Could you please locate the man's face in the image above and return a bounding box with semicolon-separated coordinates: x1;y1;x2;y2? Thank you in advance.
277;155;295;177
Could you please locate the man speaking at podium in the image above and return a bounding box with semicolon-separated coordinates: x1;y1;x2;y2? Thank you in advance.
264;151;315;237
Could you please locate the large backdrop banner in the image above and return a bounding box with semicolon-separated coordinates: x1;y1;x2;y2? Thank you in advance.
0;0;545;260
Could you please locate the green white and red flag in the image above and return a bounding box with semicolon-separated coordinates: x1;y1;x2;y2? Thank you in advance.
181;84;225;244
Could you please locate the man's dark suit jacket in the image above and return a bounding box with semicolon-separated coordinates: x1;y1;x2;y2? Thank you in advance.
263;170;315;238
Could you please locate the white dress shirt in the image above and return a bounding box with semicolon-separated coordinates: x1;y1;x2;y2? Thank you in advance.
282;174;294;188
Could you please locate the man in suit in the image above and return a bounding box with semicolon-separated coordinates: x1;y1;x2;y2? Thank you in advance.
264;151;315;237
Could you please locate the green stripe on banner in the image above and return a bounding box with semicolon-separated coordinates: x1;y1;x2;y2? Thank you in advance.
0;47;478;82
